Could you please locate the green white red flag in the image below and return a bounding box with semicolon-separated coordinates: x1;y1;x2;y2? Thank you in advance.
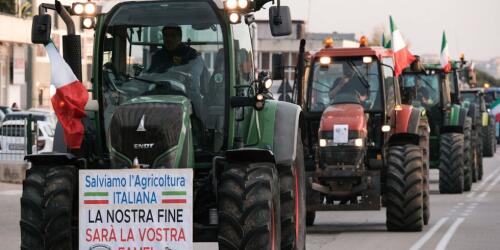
45;42;89;149
440;31;452;72
491;99;500;122
390;16;415;77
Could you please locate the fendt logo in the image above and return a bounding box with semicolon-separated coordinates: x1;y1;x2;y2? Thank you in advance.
134;143;155;149
137;114;147;132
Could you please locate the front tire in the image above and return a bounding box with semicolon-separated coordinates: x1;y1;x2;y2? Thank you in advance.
439;133;465;194
385;145;424;232
218;163;281;250
20;165;78;250
278;137;306;250
483;119;496;157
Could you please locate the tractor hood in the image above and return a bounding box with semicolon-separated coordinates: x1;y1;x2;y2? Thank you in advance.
319;103;367;137
108;95;193;168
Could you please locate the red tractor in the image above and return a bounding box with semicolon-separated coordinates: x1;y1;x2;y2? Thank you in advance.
294;39;430;231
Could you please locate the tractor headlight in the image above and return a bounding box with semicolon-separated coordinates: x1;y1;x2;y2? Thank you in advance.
72;3;84;15
381;125;391;132
353;138;363;147
319;56;331;65
84;2;96;15
225;0;238;10
238;0;249;9
264;78;273;89
229;12;241;23
319;139;328;147
82;17;96;29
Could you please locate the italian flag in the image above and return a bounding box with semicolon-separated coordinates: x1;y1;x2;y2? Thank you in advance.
46;42;89;149
390;16;415;77
491;99;500;122
83;192;109;205
440;31;452;72
161;190;187;204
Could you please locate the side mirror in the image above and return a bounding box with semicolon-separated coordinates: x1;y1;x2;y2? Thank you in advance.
31;14;52;44
272;53;284;80
269;6;292;37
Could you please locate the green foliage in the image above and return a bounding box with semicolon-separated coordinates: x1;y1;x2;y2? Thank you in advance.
0;0;16;15
475;69;500;87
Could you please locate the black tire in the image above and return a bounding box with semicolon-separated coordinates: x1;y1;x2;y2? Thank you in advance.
463;118;473;192
439;133;465;194
483;120;495;157
20;165;78;250
385;145;424;232
278;136;306;250
419;122;430;225
305;176;318;227
218;162;281;250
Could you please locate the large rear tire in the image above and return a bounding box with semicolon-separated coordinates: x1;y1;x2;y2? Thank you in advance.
20;165;77;250
278;136;306;250
439;133;465;194
218;163;281;250
463;118;473;192
386;145;424;232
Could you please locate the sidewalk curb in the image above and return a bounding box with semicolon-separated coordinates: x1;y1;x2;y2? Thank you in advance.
0;161;29;184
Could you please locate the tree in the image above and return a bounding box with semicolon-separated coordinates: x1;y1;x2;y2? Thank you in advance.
476;69;500;87
369;24;386;46
0;0;16;15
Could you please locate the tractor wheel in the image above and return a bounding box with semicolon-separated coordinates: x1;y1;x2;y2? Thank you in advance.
385;145;424;232
483;120;496;157
218;162;281;250
20;165;78;250
463;118;473;192
439;133;465;194
305;176;319;226
478;144;484;181
278;137;306;250
419;122;430;225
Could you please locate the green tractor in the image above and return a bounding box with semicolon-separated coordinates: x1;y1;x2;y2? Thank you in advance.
460;88;494;180
401;59;475;193
22;0;307;249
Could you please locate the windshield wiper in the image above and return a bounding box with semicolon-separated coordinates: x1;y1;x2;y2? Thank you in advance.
347;61;370;89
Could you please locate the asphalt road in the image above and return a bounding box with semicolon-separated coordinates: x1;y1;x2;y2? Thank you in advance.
1;152;499;250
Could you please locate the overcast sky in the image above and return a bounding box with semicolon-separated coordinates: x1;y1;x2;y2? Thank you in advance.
254;0;500;61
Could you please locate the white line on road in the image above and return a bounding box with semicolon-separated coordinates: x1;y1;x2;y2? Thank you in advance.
478;192;488;200
408;217;449;250
435;217;466;250
485;173;500;192
466;191;476;198
475;167;500;190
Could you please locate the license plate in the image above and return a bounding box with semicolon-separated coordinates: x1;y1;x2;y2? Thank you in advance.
8;144;24;150
333;124;349;143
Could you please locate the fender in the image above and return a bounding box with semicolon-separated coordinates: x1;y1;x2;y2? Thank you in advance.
390;105;422;146
25;153;77;166
225;148;275;164
246;100;302;166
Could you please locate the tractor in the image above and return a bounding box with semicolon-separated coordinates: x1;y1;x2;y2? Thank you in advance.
401;59;477;193
293;39;430;231
460;88;494;179
484;87;500;145
21;0;308;249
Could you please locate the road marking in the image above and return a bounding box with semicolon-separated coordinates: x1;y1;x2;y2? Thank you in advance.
0;190;22;196
485;173;500;192
435;217;465;250
475;167;500;190
477;192;488;200
408;217;449;250
466;191;476;198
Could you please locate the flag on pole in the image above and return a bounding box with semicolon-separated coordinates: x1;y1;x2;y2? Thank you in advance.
491;99;500;122
440;31;452;72
382;32;391;49
390;16;415;76
45;42;89;149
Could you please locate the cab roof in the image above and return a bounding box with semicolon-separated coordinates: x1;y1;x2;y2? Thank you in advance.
308;46;394;61
99;0;224;13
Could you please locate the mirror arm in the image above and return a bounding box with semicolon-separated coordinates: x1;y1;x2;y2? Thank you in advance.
55;1;75;35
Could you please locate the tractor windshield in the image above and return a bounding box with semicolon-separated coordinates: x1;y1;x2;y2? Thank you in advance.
402;73;440;109
460;92;477;104
100;1;225;131
308;57;382;112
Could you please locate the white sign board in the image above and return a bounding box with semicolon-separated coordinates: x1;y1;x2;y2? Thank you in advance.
333;124;349;143
13;46;25;85
79;169;193;250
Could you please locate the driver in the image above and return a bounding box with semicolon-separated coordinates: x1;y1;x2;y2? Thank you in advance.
329;63;368;102
147;26;198;73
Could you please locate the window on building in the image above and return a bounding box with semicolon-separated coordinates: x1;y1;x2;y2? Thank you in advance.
261;52;269;71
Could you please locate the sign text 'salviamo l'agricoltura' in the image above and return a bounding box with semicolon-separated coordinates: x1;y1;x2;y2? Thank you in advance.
79;169;194;250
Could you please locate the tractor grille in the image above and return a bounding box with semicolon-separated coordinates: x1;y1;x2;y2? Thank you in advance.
109;103;183;167
319;146;364;167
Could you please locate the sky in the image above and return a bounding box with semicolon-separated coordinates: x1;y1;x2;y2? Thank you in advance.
254;0;500;61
